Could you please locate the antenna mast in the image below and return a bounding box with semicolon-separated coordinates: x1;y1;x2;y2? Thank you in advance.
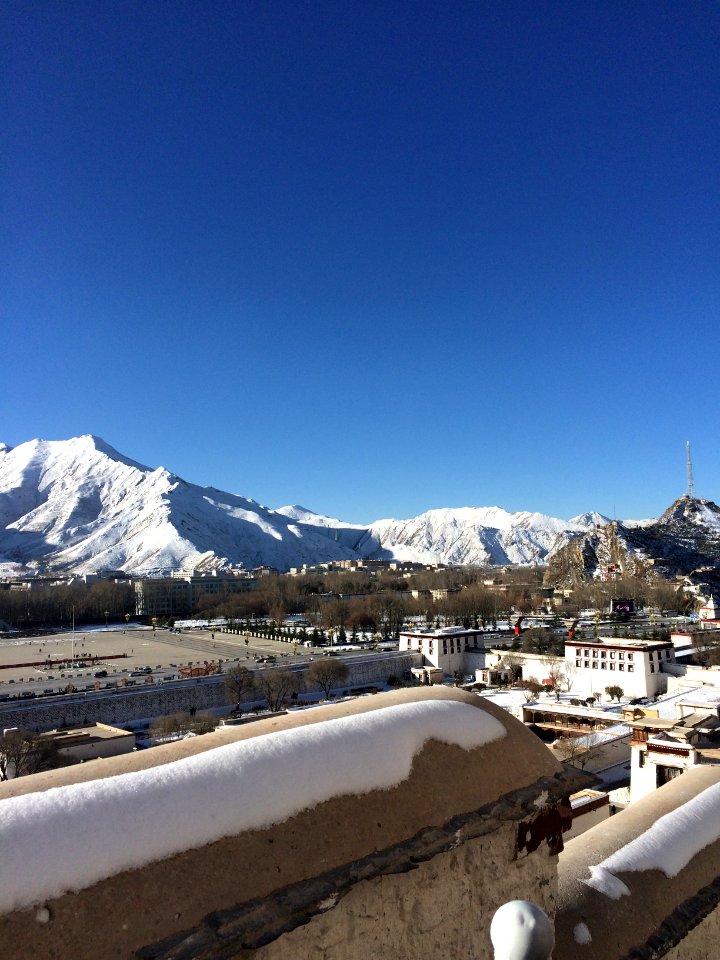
686;441;695;499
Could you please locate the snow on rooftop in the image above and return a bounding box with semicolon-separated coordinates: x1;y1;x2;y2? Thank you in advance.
583;780;720;899
653;689;697;720
0;699;505;915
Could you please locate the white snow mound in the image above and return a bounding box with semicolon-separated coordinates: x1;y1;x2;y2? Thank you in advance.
583;780;720;898
0;700;505;914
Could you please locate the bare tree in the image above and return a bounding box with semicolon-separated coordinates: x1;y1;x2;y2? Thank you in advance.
224;664;257;708
500;653;525;682
553;733;603;770
518;676;543;702
542;658;566;702
692;631;720;667
305;658;350;700
562;661;577;693
256;667;303;712
0;729;65;780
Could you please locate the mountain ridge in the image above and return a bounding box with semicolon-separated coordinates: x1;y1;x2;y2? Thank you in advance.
0;435;714;579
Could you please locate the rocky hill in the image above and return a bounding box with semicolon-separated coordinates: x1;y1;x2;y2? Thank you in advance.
545;496;720;588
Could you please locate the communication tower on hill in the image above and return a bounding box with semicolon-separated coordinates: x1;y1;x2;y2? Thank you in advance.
686;441;695;499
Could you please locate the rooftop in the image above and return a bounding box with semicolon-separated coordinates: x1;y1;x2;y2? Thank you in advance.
567;636;673;650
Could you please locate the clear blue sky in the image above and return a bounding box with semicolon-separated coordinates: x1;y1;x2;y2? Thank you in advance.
3;1;719;523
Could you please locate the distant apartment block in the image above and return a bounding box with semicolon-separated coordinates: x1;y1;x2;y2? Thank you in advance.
134;569;257;616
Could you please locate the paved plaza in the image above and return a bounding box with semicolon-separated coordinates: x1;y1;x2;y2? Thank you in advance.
0;625;312;692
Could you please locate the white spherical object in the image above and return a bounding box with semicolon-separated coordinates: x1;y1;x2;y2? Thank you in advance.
490;900;554;960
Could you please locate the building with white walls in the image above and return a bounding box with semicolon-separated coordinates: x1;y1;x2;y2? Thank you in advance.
564;637;675;699
398;626;487;679
628;689;720;801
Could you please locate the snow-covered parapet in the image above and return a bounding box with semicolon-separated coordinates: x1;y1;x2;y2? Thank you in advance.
583;780;720;899
3;699;506;914
0;688;575;960
556;765;720;960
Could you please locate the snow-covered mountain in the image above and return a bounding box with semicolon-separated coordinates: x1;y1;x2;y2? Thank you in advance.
546;496;720;588
0;437;373;575
0;434;667;576
365;507;606;567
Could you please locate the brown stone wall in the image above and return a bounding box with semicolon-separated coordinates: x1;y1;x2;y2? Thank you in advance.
251;823;558;960
1;688;572;960
662;902;720;960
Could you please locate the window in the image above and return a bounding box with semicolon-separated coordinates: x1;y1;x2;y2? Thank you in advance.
584;660;590;668
628;664;634;672
609;663;615;670
619;652;625;660
601;650;607;659
639;751;645;768
583;649;590;657
610;651;615;659
650;664;654;673
576;660;582;668
593;650;598;658
443;641;447;655
592;662;598;669
628;653;634;661
619;663;625;671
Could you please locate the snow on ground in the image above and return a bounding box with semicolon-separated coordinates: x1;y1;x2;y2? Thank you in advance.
583;780;720;898
479;689;528;717
0;699;506;914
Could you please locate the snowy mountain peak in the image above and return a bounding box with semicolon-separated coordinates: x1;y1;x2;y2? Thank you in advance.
3;436;714;577
659;496;720;531
568;511;611;529
275;504;366;530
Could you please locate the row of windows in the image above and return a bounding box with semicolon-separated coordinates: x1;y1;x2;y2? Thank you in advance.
579;649;634;660
574;647;672;661
438;638;480;655
648;649;672;660
576;660;634;672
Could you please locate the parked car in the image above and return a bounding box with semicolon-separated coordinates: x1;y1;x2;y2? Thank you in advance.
94;669;108;678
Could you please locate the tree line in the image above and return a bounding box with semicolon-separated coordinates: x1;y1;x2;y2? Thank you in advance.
0;581;134;629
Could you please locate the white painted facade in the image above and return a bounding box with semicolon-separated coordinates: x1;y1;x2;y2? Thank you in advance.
565;638;675;699
630;736;698;802
399;626;487;676
628;692;720;802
